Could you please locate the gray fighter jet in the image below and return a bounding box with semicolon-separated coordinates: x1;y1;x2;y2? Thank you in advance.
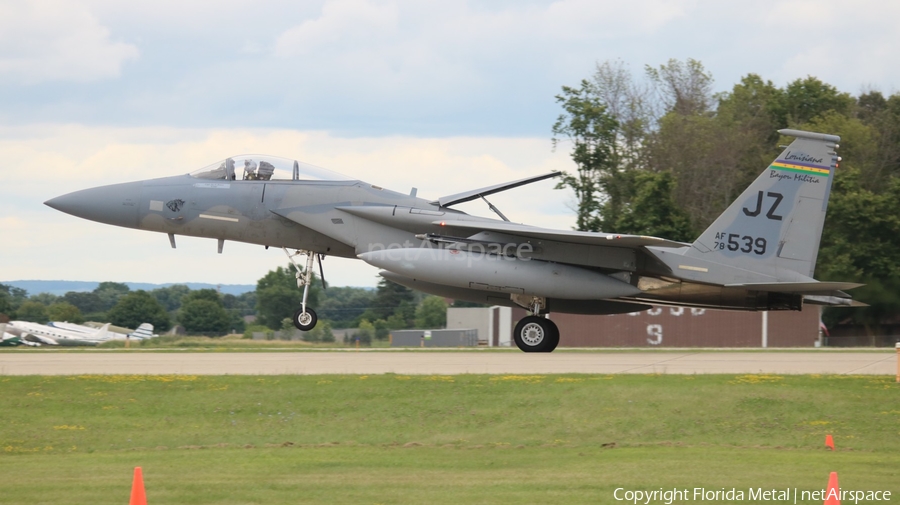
45;129;860;352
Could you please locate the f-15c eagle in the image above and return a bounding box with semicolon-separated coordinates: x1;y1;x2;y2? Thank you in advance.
46;129;860;352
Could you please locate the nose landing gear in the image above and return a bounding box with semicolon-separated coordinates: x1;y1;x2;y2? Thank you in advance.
283;248;321;331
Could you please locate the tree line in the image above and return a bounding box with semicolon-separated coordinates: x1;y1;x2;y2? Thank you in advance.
0;267;453;341
553;59;900;332
0;281;253;335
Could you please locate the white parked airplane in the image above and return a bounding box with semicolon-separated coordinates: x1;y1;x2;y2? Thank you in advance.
0;323;40;347
47;321;158;341
6;320;113;346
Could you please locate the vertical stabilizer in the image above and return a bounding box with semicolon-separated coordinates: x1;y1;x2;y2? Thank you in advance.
684;129;840;279
131;323;155;339
93;323;111;341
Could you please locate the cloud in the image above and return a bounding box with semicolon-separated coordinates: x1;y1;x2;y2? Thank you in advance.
0;0;138;83
268;0;693;108
275;0;398;57
3;1;900;137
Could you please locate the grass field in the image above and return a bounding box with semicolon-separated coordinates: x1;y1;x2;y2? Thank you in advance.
1;373;898;504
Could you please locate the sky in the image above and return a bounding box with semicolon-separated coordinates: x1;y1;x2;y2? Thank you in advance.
2;0;899;289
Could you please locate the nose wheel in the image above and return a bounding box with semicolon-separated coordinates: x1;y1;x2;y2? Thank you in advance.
293;307;318;332
513;316;559;353
283;248;322;332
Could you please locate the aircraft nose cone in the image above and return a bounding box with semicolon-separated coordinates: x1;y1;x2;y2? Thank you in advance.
45;181;142;229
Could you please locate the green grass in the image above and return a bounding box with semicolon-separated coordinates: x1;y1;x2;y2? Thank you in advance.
2;374;898;503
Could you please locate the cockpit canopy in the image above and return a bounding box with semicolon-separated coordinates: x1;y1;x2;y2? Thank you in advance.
190;155;353;182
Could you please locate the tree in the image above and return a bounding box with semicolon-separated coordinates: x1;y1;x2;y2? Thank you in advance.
645;58;715;117
16;301;48;323
351;319;374;346
151;285;191;312
552;79;620;231
29;293;59;306
715;74;786;189
181;289;221;304
647;112;746;230
801;111;881;189
771;76;854;127
614;172;695;242
0;284;27;317
373;319;390;341
107;291;171;331
177;289;232;335
304;320;335;343
179;299;231;335
255;265;319;330
855;91;900;182
554;59;717;232
62;291;103;314
361;278;416;323
46;302;84;323
317;286;376;328
94;282;130;312
590;60;653;173
415;296;448;329
318;321;335;343
222;291;254;334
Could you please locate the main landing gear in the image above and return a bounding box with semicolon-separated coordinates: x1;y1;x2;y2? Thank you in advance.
284;248;322;332
512;297;559;353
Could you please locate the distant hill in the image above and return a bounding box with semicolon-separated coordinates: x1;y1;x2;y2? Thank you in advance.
2;280;257;296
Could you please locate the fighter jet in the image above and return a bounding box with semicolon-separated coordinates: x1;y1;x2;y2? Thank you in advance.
45;129;860;352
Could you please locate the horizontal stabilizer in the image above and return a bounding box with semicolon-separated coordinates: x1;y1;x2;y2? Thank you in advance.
804;294;868;307
431;172;561;208
725;281;863;293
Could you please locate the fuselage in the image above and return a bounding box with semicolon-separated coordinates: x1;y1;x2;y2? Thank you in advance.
44;168;802;314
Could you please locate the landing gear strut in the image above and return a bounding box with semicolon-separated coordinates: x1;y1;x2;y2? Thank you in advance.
512;297;559;353
284;248;319;331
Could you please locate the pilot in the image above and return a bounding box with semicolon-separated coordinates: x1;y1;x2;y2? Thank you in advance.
244;159;258;180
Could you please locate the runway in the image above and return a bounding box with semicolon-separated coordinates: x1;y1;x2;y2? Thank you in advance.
0;350;895;375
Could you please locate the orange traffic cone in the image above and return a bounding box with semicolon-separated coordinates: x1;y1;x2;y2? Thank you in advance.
825;434;835;450
824;471;840;505
130;467;147;505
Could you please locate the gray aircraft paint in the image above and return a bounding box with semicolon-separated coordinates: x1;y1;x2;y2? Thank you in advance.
358;248;642;300
45;131;860;328
685;129;840;279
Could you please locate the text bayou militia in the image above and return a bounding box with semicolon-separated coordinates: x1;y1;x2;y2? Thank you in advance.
614;487;892;504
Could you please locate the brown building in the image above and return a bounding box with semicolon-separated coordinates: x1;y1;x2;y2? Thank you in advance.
552;306;820;347
447;305;821;348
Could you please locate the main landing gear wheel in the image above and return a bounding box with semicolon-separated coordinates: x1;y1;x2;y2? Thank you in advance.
293;307;318;332
513;316;560;353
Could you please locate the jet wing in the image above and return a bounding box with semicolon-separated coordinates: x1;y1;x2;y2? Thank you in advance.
431;220;690;249
431;172;562;208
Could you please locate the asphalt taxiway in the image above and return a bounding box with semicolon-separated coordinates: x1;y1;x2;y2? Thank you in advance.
0;350;894;375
